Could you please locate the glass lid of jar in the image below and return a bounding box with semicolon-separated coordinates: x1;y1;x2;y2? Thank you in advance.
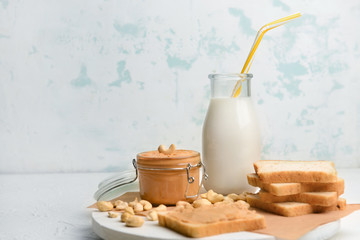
94;168;139;201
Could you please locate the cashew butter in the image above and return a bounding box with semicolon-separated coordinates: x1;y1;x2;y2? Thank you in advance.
136;145;204;205
164;201;256;224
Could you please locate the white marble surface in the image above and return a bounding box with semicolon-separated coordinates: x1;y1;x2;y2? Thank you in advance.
0;169;359;240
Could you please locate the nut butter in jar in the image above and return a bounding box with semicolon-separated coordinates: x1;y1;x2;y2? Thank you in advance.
135;144;206;205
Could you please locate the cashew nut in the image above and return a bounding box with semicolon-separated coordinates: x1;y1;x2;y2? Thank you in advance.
227;193;240;201
158;144;175;155
108;212;119;218
236;200;250;209
207;190;224;203
200;192;208;199
125;216;145;227
97;201;114;212
113;200;123;207
133;202;144;213
176;201;192;208
121;212;133;222
124;206;135;215
146;210;158;221
115;201;128;210
237;192;248;201
192;198;212;208
184;203;193;209
174;205;185;211
155;204;167;211
223;196;235;203
129;198;139;208
139;200;152;211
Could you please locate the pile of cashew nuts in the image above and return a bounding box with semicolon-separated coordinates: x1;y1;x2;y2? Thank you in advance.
96;190;249;228
97;198;167;227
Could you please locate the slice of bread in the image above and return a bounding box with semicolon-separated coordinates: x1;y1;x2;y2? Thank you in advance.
258;190;338;207
247;173;344;196
157;202;266;238
253;160;337;183
337;198;347;210
248;173;300;195
246;194;344;217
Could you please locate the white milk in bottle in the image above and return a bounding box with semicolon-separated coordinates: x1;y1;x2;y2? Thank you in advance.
202;73;260;194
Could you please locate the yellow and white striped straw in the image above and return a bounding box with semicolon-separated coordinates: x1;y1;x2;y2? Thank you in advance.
231;13;302;98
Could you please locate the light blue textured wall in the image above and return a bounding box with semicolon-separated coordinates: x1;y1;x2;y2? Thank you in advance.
1;0;360;172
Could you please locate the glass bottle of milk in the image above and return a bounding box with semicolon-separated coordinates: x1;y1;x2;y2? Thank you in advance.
202;73;260;194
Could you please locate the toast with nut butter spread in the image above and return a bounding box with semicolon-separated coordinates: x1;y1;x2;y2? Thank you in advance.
158;201;266;238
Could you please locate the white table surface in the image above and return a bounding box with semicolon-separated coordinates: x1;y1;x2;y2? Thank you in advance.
0;169;359;240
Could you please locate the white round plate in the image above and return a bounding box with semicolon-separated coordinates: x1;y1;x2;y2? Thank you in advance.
91;212;340;240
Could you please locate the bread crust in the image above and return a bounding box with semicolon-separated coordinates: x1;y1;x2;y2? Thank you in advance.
247;173;344;196
337;198;347;210
247;194;344;217
253;160;337;183
258;190;338;206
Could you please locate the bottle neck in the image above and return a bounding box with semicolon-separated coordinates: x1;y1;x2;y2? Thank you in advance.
208;73;252;98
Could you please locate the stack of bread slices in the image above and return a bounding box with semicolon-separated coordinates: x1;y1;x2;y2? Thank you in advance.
246;160;346;217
